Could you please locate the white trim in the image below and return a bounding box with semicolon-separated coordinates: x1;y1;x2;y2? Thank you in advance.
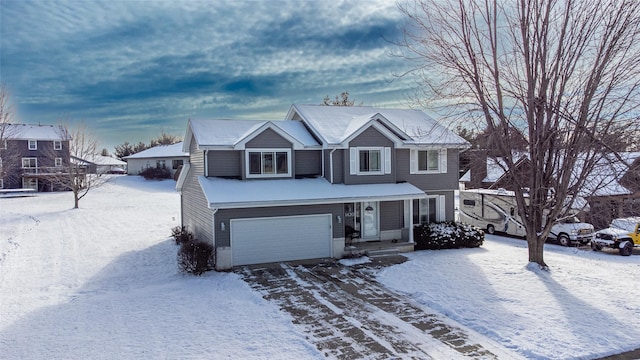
175;163;191;193
384;147;392;174
53;140;62;150
439;148;448;174
28;140;37;150
233;122;305;150
438;195;446;221
55;158;63;167
349;147;357;175
245;148;292;178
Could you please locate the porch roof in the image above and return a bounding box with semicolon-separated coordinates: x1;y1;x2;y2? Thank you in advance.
198;176;427;209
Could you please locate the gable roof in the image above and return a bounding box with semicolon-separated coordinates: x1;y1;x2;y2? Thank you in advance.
123;142;189;159
2;123;71;141
185;119;320;150
74;155;127;166
286;104;469;148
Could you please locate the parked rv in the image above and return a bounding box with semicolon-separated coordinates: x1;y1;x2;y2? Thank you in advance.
459;189;594;246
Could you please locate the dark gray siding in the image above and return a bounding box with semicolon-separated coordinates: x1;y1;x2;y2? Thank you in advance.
294;150;322;177
380;201;403;231
245;128;292;148
215;204;344;246
396;148;460;191
324;149;344;183
343;127;396;185
181;139;213;245
1;138;71;190
208;150;241;178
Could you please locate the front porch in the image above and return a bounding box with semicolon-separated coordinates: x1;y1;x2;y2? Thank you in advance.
344;239;415;258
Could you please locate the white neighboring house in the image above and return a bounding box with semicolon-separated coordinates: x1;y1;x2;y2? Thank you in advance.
124;142;189;178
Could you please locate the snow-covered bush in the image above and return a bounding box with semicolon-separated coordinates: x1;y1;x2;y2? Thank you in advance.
139;167;171;180
414;221;484;250
178;239;215;275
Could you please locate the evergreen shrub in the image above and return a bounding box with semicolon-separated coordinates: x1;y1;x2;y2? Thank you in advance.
414;221;484;250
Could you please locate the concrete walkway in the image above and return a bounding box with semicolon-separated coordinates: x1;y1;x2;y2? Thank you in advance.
237;256;522;359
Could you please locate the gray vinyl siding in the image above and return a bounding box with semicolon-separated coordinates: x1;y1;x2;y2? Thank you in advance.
208;150;241;178
215;203;344;246
323;149;344;183
343;127;396;185
181;139;213;245
380;201;403;231
396;148;460;191
294;150;322;177
245;128;292;148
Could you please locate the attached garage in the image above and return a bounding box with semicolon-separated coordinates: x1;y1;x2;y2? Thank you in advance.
230;214;332;266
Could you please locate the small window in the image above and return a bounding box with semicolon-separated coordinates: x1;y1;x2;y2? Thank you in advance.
156;160;166;169
413;196;444;225
463;199;476;206
172;159;184;170
359;149;381;173
28;140;37;150
55;158;63;167
418;150;439;172
22;157;37;168
53;141;62;150
246;149;291;178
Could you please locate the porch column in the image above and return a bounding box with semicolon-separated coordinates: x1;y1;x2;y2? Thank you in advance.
404;199;414;243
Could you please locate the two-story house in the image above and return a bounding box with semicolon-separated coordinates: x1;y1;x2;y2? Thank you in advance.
177;104;469;270
0;123;71;192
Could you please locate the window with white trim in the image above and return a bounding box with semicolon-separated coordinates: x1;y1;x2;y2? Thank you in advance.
28;140;37;150
55;158;63;167
410;149;447;174
350;147;391;175
156;160;166;169
246;149;291;178
413;195;446;225
53;141;62;150
22;157;37;168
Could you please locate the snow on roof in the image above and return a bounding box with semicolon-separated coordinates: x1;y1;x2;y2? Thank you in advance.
73;155;127;166
188;119;320;148
289;104;469;147
3;123;70;141
124;142;189;159
198;176;427;209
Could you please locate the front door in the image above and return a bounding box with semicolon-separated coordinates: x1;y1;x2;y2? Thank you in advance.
361;201;379;240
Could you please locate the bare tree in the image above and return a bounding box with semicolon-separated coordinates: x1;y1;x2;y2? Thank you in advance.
0;83;20;187
50;122;108;208
322;91;362;106
396;0;640;268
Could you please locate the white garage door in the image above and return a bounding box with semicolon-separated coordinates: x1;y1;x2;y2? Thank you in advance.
231;214;332;266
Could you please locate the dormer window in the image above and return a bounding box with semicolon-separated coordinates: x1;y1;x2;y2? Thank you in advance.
350;147;391;175
246;149;291;178
28;140;37;150
53;141;62;150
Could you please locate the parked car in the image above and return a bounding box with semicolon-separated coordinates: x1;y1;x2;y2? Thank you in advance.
592;217;640;256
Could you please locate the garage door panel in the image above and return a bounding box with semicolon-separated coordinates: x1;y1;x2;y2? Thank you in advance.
231;214;332;266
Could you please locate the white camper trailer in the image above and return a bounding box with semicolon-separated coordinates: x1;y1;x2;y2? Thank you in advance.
459;189;594;246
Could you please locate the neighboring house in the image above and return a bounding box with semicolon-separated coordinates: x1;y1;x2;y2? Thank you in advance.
124;142;189;177
0;123;72;192
73;155;127;174
461;152;640;229
177;104;469;270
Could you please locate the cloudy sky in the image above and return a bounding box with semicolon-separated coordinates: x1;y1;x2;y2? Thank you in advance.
0;0;420;150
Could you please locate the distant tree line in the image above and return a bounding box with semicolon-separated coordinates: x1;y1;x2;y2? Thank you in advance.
114;132;181;160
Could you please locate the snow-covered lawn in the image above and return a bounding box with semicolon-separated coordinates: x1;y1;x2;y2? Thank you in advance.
1;175;638;359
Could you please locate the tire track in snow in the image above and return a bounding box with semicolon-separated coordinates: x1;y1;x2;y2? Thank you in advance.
239;260;516;360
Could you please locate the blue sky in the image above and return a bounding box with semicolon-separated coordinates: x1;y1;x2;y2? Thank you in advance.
0;0;418;150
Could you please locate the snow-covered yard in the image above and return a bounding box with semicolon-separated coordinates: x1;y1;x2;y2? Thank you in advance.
1;175;639;359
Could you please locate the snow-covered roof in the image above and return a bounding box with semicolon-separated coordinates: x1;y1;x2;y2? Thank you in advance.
124;142;189;159
287;104;469;148
73;155;127;166
3;123;71;141
198;176;427;209
186;119;320;150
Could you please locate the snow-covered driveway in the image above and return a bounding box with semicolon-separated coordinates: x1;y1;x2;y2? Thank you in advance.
237;257;522;359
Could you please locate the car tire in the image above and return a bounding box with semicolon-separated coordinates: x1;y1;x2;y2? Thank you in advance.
558;234;571;247
620;241;633;256
591;242;602;251
487;225;495;235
